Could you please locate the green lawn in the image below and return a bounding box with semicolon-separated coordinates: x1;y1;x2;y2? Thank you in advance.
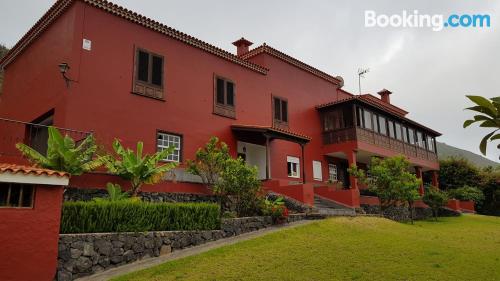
113;215;500;281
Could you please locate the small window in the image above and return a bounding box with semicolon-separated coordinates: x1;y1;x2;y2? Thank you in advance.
312;161;322;181
273;97;289;126
402;126;409;143
157;132;182;162
363;109;372;130
378;115;387;135
328;164;337;181
0;183;34;208
427;136;435;152
408;128;415;145
214;76;236;118
388;120;395;138
395;123;402;140
416;131;424;148
133;48;164;99
287;156;300;178
356;106;363;127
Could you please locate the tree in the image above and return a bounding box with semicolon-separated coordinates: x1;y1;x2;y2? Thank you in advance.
463;95;500;158
186;136;230;189
349;155;422;223
477;167;500;215
214;157;262;216
448;186;485;204
104;139;177;196
438;157;480;190
423;188;449;221
16;126;105;175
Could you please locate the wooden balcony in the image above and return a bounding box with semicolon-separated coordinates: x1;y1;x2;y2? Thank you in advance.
322;127;438;162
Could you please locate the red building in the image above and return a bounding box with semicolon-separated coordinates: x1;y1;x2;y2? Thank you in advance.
0;0;441;208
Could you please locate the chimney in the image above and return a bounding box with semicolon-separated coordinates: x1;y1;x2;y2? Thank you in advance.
232;37;253;56
377;88;392;104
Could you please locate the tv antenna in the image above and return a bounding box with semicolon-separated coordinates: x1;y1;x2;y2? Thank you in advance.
358;68;369;94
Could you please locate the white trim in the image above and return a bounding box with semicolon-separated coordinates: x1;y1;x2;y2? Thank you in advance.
0;172;69;186
287;156;300;178
312;160;322;181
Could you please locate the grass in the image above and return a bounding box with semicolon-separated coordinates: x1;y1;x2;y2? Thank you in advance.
113;215;500;281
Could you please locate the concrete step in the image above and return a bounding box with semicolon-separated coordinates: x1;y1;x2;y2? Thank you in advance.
313;195;356;217
316;208;356;216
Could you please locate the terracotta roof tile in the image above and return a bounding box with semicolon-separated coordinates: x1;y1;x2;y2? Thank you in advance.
0;0;268;75
231;124;311;142
0;163;70;178
316;94;408;116
240;44;343;85
316;95;441;136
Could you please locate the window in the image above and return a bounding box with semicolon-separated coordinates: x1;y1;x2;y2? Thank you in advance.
363;109;373;130
416;131;425;148
408;128;415;145
312;161;322;181
388;120;395;138
133;48;164;99
328;164;337;181
427;136;436;152
157;132;181;162
378;115;387;135
287;156;300;178
213;76;236;118
356;106;363;127
402;126;409;143
0;183;34;208
323;109;345;131
27;111;53;155
273;97;288;126
395;122;402;140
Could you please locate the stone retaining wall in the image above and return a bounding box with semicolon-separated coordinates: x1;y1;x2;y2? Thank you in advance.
63;188;218;203
361;204;460;222
266;192;313;213
56;214;309;280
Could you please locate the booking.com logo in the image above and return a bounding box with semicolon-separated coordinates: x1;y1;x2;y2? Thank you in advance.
365;10;491;31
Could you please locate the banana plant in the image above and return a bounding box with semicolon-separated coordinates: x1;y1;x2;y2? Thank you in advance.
463;95;500;157
104;139;178;196
16;126;106;175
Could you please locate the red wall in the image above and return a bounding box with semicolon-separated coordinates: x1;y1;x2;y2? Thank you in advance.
0;185;63;281
314;186;360;208
459;200;475;212
263;183;315;206
0;1;438;193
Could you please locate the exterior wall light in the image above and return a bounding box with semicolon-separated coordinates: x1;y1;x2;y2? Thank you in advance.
58;62;75;87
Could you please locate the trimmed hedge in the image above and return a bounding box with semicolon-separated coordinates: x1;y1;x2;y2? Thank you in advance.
60;201;220;234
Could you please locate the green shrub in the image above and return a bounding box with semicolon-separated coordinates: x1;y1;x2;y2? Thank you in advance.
423;188;449;221
448;186;485;203
61;201;220;234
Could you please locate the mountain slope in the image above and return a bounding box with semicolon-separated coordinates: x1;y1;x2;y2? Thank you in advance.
437;142;499;168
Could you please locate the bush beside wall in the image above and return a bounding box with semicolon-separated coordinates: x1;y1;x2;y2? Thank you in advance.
60;201;220;234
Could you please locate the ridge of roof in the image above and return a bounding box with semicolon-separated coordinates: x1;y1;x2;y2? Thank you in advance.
0;0;269;75
240;44;342;86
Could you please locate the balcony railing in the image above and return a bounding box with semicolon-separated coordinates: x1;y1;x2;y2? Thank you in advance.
0;117;92;164
323;126;438;162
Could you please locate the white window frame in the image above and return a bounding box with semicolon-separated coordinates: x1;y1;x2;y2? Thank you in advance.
328;164;337;181
287;156;300;178
312;160;323;181
157;132;181;162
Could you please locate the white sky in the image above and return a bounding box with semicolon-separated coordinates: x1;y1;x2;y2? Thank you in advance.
0;0;499;162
